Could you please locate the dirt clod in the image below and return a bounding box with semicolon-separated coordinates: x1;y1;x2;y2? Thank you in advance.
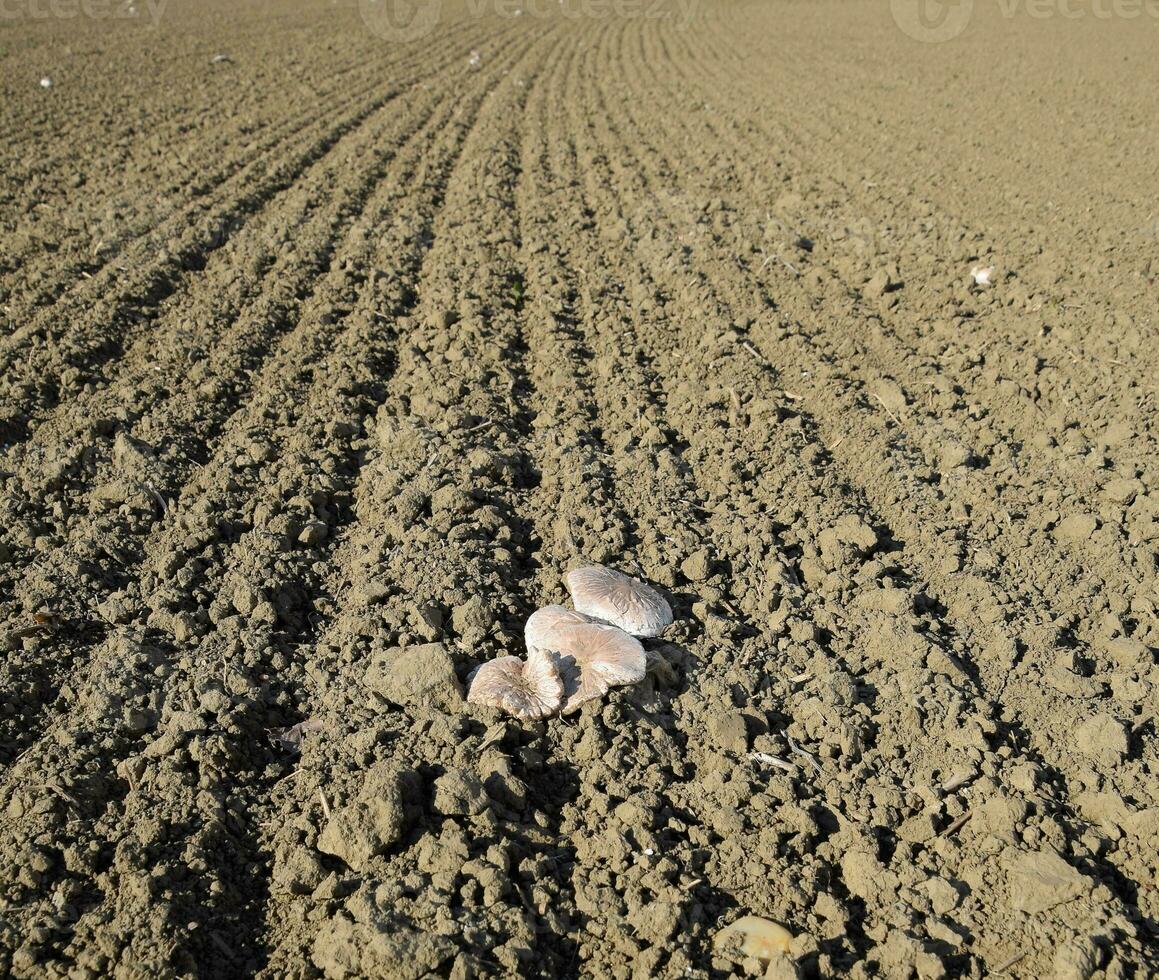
365;642;464;712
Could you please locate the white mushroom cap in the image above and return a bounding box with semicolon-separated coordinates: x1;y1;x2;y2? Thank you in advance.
525;604;597;656
541;623;646;714
466;654;563;722
566;566;673;637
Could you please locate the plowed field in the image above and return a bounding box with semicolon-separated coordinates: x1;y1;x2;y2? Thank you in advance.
1;1;1157;976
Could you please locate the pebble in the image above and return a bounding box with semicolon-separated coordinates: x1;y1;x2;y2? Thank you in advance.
298;521;329;546
864;265;899;299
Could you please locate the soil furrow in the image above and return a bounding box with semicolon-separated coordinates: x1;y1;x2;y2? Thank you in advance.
564;16;1154;973
0;31;493;440
0;30;546;975
618;13;1159;838
0;20;493;319
252;28;576;978
661;13;1159;548
0;26;529;557
0;37;536;770
628;2;1159;916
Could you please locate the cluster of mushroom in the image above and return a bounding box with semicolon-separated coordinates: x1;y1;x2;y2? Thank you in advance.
466;565;674;721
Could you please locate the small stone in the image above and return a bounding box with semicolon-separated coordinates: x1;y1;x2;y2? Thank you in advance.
298;521;329;546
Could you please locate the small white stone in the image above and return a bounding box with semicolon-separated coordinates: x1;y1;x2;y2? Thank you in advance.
970;265;994;287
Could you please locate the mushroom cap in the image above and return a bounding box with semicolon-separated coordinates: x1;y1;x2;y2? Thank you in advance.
541;623;646;714
566;566;673;637
466;654;563;722
525;604;598;655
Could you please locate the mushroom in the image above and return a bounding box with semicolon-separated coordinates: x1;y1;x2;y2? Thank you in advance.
525;604;597;655
540;623;646;714
466;654;562;722
566;565;673;637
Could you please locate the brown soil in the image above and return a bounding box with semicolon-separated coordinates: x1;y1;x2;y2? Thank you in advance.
1;1;1157;977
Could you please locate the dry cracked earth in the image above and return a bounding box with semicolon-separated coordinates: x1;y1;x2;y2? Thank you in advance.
1;0;1158;977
